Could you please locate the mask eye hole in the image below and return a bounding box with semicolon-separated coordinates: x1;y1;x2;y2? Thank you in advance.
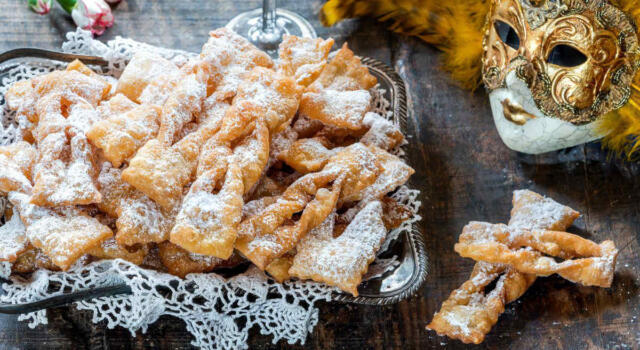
494;20;520;50
547;45;588;67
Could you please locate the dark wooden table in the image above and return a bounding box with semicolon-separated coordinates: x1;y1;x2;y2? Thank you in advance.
1;1;639;349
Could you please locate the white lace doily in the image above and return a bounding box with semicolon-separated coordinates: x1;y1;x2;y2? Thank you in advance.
0;29;422;349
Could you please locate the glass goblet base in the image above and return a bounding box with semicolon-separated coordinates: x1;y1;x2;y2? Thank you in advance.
226;8;317;58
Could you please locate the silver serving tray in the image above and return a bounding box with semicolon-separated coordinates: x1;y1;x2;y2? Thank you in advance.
0;49;427;313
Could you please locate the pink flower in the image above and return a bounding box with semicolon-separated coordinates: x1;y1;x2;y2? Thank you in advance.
28;0;52;15
70;0;114;36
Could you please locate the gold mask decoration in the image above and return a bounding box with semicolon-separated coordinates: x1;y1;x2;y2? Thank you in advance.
482;0;640;125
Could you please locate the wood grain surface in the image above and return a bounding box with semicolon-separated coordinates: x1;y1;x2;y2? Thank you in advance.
0;1;639;349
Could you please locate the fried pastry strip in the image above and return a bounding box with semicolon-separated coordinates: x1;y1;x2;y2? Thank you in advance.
87;104;161;167
279;137;335;174
289;201;388;296
31;130;102;207
87;237;148;265
307;43;377;92
0;141;37;194
299;89;371;130
233;67;303;134
236;143;381;269
359;112;405;150
455;222;618;287
427;190;581;344
11;246;60;273
200;28;274;101
427;262;536;344
121;116;221;209
170;162;244;259
9;192;112;270
97;163;174;246
117;51;181;103
97;93;138;119
158;242;245;278
0;209;29;262
278;35;334;86
156;71;207;146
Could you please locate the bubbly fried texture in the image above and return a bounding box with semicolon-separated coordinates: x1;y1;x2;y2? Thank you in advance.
289;201;387;296
87;237;148;265
170;163;244;259
233;67;303;134
308;43;377;92
278;35;335;86
9;192;112;270
360;112;405;150
279;137;335;174
156;72;207;146
0;209;29;262
427;262;536;344
157;241;245;278
97;163;173;246
0;141;37;194
31;131;102;207
87;104;161;167
117;52;181;103
11;246;60;274
200;28;274;101
455;222;618;287
97;94;138;119
299;89;371;130
265;253;295;283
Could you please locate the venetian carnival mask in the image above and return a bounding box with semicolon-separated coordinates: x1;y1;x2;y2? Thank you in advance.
482;0;640;153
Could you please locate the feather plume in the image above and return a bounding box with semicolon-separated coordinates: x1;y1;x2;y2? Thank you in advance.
322;0;490;90
597;0;640;158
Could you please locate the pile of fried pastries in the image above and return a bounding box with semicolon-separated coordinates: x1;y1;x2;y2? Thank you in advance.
427;190;619;344
0;28;416;297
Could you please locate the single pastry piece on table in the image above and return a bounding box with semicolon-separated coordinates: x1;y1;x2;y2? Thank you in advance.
0;29;415;297
322;0;640;156
426;190;618;344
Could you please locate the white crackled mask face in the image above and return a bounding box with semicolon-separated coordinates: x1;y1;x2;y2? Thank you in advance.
482;0;640;154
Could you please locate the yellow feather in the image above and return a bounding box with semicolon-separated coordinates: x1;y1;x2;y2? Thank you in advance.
596;0;640;158
321;0;490;90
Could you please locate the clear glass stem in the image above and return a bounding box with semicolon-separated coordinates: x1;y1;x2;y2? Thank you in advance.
262;0;277;33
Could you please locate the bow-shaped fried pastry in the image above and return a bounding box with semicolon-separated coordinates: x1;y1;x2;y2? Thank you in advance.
117;51;181;103
31;130;102;207
278;35;334;86
427;262;536;344
170;162;244;259
455;222;618;287
428;190;581;344
9;192;112;270
233;67;303;134
87;104;161;167
97;163;174;246
289;201;388;296
122;117;221;209
0;141;37;194
200;28;274;101
237;143;381;269
307;43;377;92
156;68;207;146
